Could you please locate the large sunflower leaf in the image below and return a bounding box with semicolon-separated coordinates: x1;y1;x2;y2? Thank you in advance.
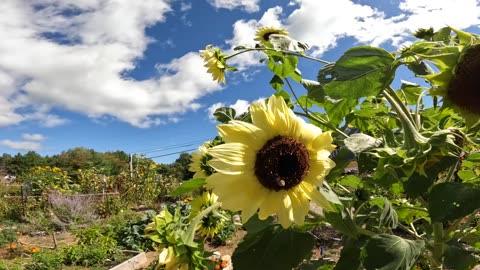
318;46;395;99
363;234;425;270
232;225;314;270
428;182;480;222
170;178;206;196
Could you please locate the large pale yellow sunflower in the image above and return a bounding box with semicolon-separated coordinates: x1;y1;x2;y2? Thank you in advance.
189;191;225;237
200;45;227;84
206;95;336;228
254;26;289;45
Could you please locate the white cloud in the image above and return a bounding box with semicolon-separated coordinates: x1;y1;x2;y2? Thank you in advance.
21;133;46;141
207;97;265;122
207;0;260;13
0;139;42;151
285;0;480;55
0;0;222;128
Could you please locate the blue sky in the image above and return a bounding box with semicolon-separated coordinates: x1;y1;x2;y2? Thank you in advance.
0;0;479;164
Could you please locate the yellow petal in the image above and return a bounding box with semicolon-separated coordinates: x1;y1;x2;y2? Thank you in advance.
300;182;333;211
277;192;294;228
258;191;279;220
250;102;274;138
217;120;267;151
208;143;249;166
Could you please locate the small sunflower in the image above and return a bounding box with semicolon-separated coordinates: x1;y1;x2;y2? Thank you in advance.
200;45;227;84
189;142;216;178
254;26;289;45
189;191;225;237
158;246;188;270
206;95;336;228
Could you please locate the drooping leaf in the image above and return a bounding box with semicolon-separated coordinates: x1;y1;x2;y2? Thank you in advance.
428;182;480;222
318;46;396;100
334;236;367;270
378;198;398;230
213;107;236;123
400;81;423;105
232;225;314;270
363;234;425;270
324;98;357;127
170;178;206;196
270;75;284;90
301;79;325;104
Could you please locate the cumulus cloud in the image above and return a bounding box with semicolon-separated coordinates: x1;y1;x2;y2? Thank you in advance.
21;133;46;141
207;97;265;122
0;140;42;151
207;0;260;13
0;0;221;128
286;0;480;55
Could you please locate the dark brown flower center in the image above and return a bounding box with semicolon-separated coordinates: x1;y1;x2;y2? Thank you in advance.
263;31;280;42
447;44;480;114
254;136;310;191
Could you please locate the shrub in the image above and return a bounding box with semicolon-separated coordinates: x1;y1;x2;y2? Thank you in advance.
0;229;17;246
25;249;64;270
48;192;98;223
116;210;156;251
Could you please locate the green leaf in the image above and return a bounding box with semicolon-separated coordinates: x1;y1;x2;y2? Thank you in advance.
378;199;398;230
324;206;358;239
318;46;395;100
363;234;425;270
339;175;361;189
301;79;325;104
344;133;381;154
334;236;366;270
268;54;298;79
444;239;478;270
324;98;357;127
213;107;236;123
232;226;314;270
243;213;274;234
467;152;480;162
170;178;206;196
428;182;480;222
270;75;284;90
400;81;423;105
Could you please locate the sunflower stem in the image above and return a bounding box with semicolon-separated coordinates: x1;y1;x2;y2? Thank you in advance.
295;111;349;138
225;47;331;64
432;222;445;269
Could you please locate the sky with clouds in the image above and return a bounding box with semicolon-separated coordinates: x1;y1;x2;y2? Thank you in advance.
0;0;479;163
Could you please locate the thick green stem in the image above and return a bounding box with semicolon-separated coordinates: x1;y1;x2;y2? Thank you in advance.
225;47;331;64
383;89;428;150
432;222;445;269
295;111;349;138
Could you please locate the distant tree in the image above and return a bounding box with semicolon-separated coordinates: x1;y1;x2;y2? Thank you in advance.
171;152;194;181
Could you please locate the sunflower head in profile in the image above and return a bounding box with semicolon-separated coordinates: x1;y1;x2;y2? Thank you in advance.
206;95;336;228
189;191;225;238
254;26;289;45
158;246;188;270
189;140;222;179
407;27;480;120
200;45;228;84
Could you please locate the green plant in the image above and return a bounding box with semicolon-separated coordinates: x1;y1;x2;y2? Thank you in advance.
25;250;64;270
117;210;156;251
184;26;480;269
212;221;237;246
0;229;17;246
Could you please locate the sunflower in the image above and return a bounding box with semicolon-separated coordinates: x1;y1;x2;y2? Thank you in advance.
189;191;225;237
206;95;336;228
158;246;188;270
407;27;480;118
189;141;217;178
200;45;227;84
254;26;289;45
